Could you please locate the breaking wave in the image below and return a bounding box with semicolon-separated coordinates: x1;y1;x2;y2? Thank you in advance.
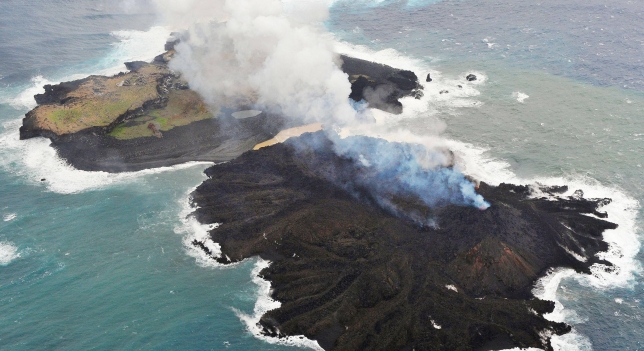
332;42;640;351
232;258;324;351
0;241;20;266
2;26;170;111
0;26;212;195
0;118;211;194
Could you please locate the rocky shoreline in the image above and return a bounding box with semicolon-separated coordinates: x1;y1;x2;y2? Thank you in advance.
190;132;616;351
19;52;420;172
18;44;620;350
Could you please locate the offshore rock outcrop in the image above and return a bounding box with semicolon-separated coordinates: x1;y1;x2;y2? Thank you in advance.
191;132;616;351
342;55;423;114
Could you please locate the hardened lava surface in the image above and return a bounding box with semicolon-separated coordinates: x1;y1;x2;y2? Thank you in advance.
191;132;616;351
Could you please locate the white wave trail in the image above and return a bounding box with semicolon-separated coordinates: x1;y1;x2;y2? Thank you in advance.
7;76;55;110
334;40;486;115
0;25;206;194
172;181;320;347
532;269;594;351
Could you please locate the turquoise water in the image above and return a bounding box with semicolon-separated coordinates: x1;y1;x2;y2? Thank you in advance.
0;2;299;349
1;0;644;350
330;1;644;349
0;121;299;350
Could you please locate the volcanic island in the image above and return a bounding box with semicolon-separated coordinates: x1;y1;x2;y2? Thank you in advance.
20;37;618;351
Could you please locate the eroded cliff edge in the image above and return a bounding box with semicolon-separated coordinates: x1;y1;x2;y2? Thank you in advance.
191;132;616;351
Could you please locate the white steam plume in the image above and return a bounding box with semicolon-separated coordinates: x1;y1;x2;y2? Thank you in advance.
151;0;358;125
143;0;489;211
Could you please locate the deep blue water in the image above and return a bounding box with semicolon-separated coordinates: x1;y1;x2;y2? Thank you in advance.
1;0;643;350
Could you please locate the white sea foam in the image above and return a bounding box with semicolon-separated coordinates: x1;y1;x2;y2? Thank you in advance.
531;268;594;351
331;44;640;351
0;118;211;194
174;180;320;347
174;185;233;269
342;107;640;350
334;40;485;118
513;91;530;103
342;124;642;290
452;140;640;351
4;26;170;111
0;25;208;194
334;42;641;288
233;258;324;351
452;133;641;350
35;22;626;351
0;241;20;266
98;26;171;76
3;213;17;222
7;76;55;110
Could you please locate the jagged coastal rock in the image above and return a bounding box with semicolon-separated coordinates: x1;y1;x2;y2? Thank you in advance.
342;55;424;113
19;41;619;350
20;52;418;172
191;132;616;351
19;54;285;171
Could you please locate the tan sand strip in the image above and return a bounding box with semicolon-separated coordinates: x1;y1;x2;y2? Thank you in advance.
253;123;323;150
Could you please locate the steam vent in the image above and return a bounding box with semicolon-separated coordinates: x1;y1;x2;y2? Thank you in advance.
191;132;616;351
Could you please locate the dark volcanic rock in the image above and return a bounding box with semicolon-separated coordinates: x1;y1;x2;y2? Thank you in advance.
21;54;419;172
34;78;90;105
50;114;285;172
426;73;433;82
124;61;150;72
341;55;422;114
191;132;615;351
165;33;182;51
466;74;477;82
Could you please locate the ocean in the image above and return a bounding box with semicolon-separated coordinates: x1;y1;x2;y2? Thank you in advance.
0;0;643;350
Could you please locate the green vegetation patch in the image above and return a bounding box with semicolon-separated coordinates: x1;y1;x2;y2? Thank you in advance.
30;65;166;135
50;85;156;129
108;89;215;140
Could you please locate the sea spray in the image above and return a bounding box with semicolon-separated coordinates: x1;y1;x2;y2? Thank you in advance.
0;241;20;266
0;118;213;194
175;184;233;269
232;258;324;351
